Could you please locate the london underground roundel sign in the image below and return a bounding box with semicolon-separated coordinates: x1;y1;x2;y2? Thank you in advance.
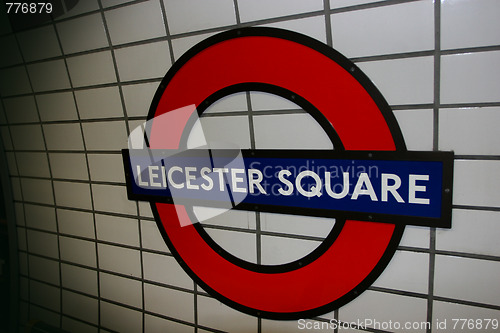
122;27;453;319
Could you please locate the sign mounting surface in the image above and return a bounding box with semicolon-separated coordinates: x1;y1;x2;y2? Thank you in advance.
122;27;453;319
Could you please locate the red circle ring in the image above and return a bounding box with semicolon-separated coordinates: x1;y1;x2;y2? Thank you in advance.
147;27;406;319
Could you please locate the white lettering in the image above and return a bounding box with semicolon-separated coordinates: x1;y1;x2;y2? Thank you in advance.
278;170;293;196
200;167;213;191
231;168;247;193
381;173;404;203
136;165;148;187
296;170;322;197
148;166;162;188
213;168;229;191
185;166;199;190
325;171;349;199
409;174;430;204
248;169;267;194
352;172;378;201
168;166;184;189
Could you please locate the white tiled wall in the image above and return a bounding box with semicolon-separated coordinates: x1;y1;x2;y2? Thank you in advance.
0;0;499;332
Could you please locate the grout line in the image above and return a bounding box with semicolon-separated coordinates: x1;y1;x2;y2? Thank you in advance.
323;0;333;48
427;1;442;331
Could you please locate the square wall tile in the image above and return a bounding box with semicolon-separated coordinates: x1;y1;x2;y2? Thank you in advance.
56;0;99;20
139;202;153;218
10;124;46;150
82;121;128;151
17;25;61;61
61;263;98;296
145;314;194;333
88;153;125;183
43;123;84;151
254;113;333;149
75;86;124;119
10;177;22;201
0;126;13;151
393;109;433;151
19;252;28;275
30;304;61;327
62;290;98;325
260;16;327;44
92;184;137;215
49;153;89;180
0;103;5;124
95;214;139;246
163;0;236;34
98;243;141;277
21;178;54;205
19;277;29;301
0;66;32;97
441;51;500;104
53;181;92;209
16;152;50;178
262;318;329;333
261;235;320;265
197;295;257;332
29;255;60;284
36;92;78;121
261;213;334;238
204;92;248;114
338;291;428;332
115;41;171;82
433;301;500;331
25;204;56;232
442;0;500;50
105;1;165;45
67;51;117;87
62;317;98;333
57;209;95;238
358;56;434;105
17;227;27;251
3;96;39;124
436;209;500;257
331;0;433;58
100;301;142;333
249;91;302;112
399;225;430;249
171;32;215;61
205;228;257;263
27;60;71;92
30;280;60;312
122;82;159;117
27;229;59;258
439;107;500;155
239;0;322;22
434;255;500;306
141;219;169;253
194;116;251;148
372;250;429;294
60;236;97;267
101;0;136;7
100;272;142;308
330;0;380;8
0;34;22;67
57;13;108;54
198;208;256;230
5;152;17;176
142;252;193;289
453;160;500;208
144;283;194;323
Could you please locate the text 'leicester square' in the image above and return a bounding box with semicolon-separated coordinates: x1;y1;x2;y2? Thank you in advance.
122;27;454;319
